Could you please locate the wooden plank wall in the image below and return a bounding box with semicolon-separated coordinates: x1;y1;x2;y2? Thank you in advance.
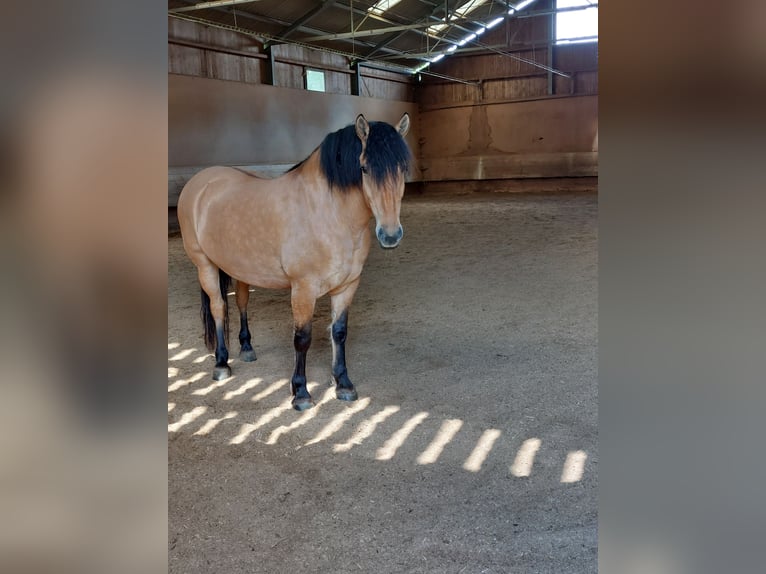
416;0;598;182
417;1;598;107
419;95;598;181
168;17;415;101
168;18;266;84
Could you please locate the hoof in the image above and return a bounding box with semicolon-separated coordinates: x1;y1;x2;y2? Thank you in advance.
335;386;358;402
239;348;257;362
212;365;232;381
292;396;314;411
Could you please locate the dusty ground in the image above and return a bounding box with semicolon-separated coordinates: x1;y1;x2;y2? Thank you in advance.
168;189;597;573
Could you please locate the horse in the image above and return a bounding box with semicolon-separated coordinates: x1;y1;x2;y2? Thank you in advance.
177;113;411;411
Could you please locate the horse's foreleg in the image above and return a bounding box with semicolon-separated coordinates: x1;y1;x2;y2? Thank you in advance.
198;266;231;381
290;285;316;411
330;280;360;401
235;281;257;362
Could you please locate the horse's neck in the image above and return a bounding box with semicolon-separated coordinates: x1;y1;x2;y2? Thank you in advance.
340;186;373;231
295;153;372;232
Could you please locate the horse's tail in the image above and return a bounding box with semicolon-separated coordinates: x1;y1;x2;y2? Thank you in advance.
200;269;231;351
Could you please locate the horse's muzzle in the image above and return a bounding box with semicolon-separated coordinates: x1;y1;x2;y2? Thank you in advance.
376;225;403;249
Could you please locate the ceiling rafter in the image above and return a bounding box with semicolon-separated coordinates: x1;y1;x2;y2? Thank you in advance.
301;14;490;43
170;0;408;59
169;0;263;14
332;1;477;53
364;0;478;60
169;0;496;63
271;0;335;41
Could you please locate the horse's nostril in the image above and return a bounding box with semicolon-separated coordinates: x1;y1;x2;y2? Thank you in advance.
377;227;402;248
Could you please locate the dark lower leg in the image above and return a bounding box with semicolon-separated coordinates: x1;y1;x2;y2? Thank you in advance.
199;266;230;381
238;311;252;348
238;311;256;361
291;324;313;410
331;310;357;401
213;322;231;380
236;282;256;361
331;310;351;387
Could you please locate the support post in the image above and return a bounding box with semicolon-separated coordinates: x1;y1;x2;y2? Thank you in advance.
547;8;555;95
265;45;276;86
350;61;362;96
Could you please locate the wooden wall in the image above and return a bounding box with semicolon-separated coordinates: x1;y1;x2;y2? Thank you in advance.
418;4;598;106
416;1;598;182
168;17;415;101
419;95;598;181
168;18;267;84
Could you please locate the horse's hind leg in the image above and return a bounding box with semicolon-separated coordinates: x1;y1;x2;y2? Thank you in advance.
198;265;232;381
235;281;257;362
330;280;360;401
289;283;317;411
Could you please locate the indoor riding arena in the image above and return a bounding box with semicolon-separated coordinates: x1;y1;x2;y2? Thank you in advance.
168;2;597;572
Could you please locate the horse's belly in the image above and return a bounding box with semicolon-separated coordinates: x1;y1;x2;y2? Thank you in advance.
239;271;291;290
201;240;290;289
224;257;291;290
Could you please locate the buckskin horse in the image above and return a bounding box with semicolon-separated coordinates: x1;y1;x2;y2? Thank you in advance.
177;113;411;410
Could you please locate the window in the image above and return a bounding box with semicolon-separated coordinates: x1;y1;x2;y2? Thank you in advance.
305;69;325;92
556;0;598;44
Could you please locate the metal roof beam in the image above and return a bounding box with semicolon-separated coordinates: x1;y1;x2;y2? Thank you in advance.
364;0;470;59
169;0;485;65
332;1;473;42
169;0;263;14
169;1;390;55
376;43;509;60
169;10;424;64
301;16;486;42
274;0;335;40
365;29;410;59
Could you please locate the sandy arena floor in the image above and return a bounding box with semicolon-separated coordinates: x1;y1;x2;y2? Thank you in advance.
168;189;597;573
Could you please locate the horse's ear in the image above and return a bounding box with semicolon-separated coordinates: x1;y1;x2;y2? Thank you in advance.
396;112;410;137
355;114;370;143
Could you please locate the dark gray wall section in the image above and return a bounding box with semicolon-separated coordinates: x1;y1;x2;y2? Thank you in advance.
169;73;419;168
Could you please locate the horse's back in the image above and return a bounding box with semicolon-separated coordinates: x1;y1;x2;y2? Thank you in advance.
179;166;244;204
177;165;293;288
178;166;253;228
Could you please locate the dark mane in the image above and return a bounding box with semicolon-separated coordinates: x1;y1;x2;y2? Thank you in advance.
295;121;410;192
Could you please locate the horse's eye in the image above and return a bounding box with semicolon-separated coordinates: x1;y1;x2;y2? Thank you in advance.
361;165;368;174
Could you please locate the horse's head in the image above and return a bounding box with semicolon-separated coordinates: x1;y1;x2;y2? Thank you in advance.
355;113;411;249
